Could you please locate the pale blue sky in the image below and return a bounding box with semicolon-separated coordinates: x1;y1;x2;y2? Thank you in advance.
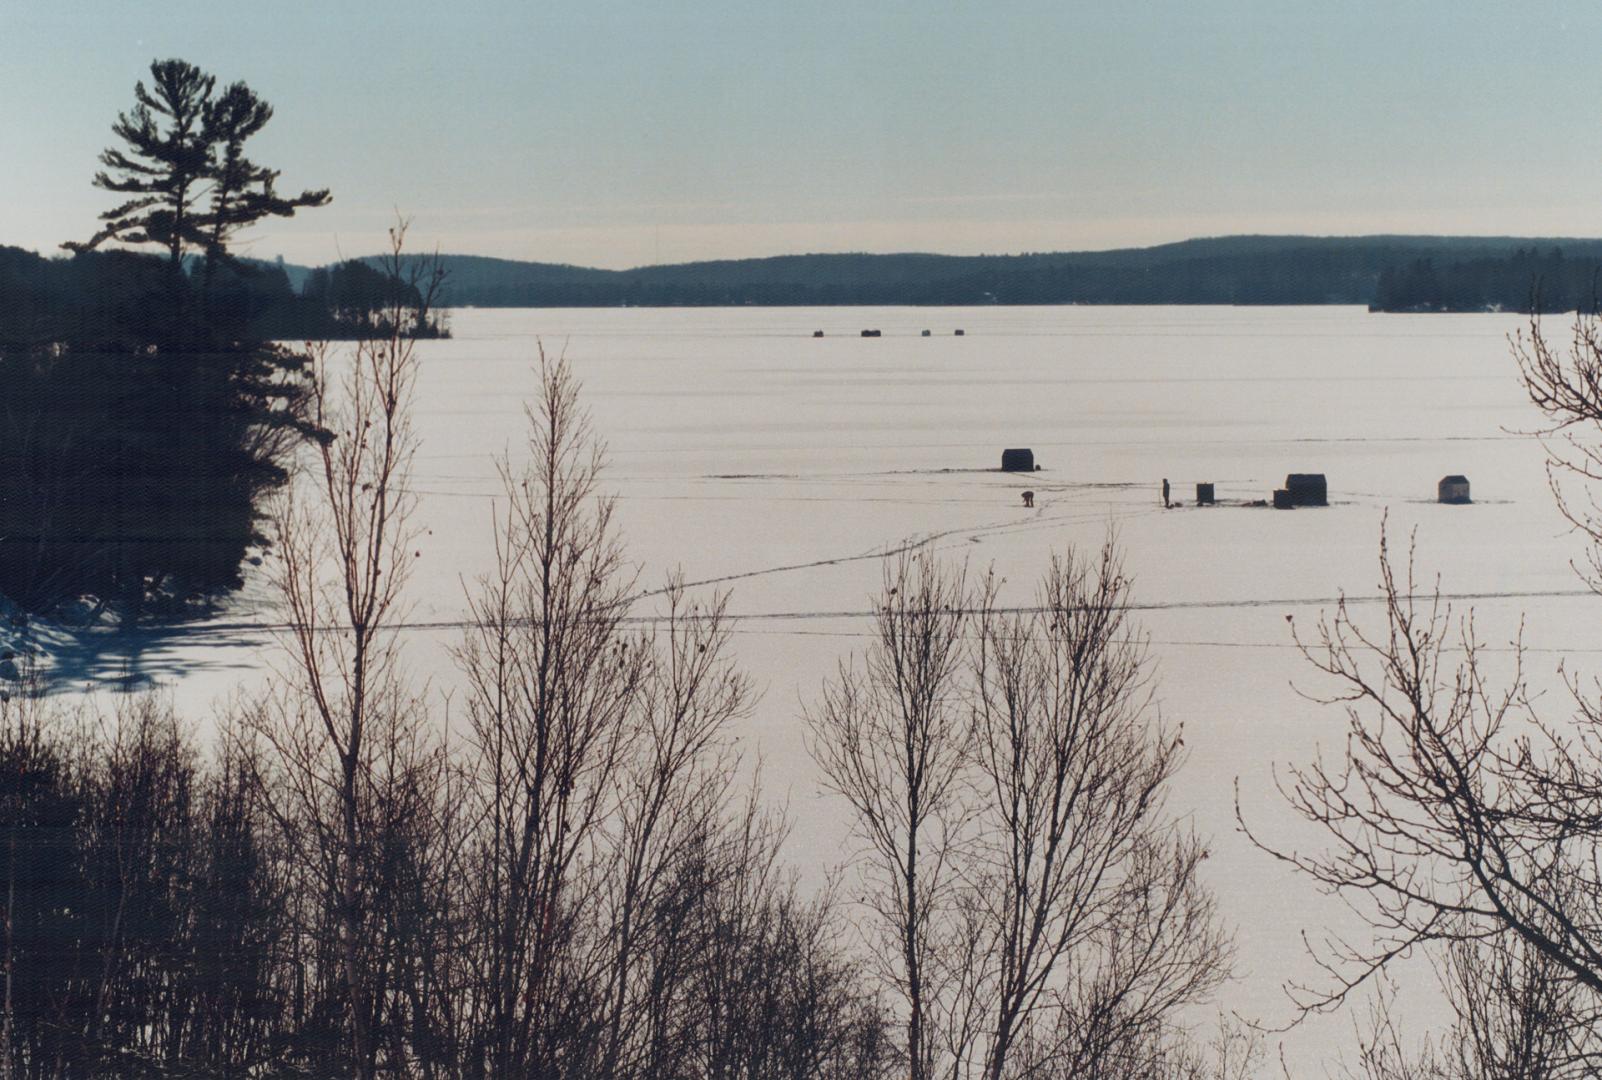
5;1;1600;267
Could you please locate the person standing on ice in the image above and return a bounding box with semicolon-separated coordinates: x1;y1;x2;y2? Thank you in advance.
1161;477;1170;508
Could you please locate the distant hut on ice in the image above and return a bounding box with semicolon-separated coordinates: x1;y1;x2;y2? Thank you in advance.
1001;448;1035;472
1284;473;1328;506
1438;475;1471;504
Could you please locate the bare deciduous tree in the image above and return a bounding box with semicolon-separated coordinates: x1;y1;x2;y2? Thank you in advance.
965;543;1230;1080
1340;934;1597;1080
807;551;971;1080
1242;522;1602;1042
453;350;878;1080
811;542;1230;1080
455;347;645;1078
0;325;911;1080
1440;932;1595;1079
1247;308;1602;1065
1515;309;1602;592
255;220;448;1080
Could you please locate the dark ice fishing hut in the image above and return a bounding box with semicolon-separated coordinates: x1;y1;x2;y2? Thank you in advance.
1001;448;1035;472
1284;474;1327;506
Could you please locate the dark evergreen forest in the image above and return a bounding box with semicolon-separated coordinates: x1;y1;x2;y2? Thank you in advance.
0;237;442;624
0;57;442;623
1370;247;1602;312
0;246;444;347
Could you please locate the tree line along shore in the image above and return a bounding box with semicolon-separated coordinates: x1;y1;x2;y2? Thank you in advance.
9;237;1602;329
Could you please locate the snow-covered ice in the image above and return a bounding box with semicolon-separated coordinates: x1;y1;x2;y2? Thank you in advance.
29;303;1593;1065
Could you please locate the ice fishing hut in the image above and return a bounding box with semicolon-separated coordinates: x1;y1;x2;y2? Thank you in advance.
1438;475;1471;504
861;329;882;337
1196;483;1215;506
1001;448;1035;472
813;330;825;338
1284;473;1328;506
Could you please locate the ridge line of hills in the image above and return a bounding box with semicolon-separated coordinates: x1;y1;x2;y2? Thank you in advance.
304;234;1602;311
11;233;1602;314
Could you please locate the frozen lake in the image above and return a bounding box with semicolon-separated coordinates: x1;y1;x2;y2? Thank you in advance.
53;304;1600;1065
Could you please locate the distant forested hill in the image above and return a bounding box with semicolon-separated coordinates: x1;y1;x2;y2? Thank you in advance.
343;235;1602;310
12;237;1602;318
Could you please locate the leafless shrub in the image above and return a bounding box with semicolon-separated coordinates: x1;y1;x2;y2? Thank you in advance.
810;540;1231;1080
0;692;297;1079
965;543;1231;1080
456;350;886;1080
806;550;971;1080
251;219;453;1080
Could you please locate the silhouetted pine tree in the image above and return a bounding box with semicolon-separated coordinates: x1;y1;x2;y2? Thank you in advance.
0;59;333;620
66;59;328;272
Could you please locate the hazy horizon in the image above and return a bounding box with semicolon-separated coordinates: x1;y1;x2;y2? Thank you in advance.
8;2;1602;269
